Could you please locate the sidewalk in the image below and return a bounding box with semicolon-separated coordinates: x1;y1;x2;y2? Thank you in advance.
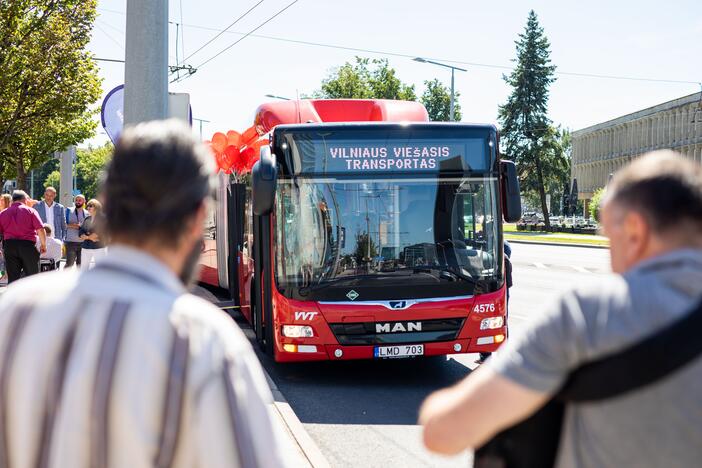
505;230;609;248
265;372;331;468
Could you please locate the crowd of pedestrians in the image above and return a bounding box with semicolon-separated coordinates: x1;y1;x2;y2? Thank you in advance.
0;188;105;284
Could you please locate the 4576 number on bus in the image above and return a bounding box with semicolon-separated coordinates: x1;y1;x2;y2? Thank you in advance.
473;303;496;314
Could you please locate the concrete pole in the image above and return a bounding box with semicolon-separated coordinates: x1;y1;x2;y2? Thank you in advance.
449;68;455;122
123;0;169;126
59;146;75;207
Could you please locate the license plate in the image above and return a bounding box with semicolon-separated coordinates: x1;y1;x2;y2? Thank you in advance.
374;344;424;358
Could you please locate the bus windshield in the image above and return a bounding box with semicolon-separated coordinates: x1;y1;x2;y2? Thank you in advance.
274;176;502;301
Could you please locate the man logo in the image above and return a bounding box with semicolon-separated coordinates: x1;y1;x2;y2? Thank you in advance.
389;301;406;310
346;290;359;301
375;322;422;333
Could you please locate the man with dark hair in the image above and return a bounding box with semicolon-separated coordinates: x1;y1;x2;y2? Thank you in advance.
0;190;46;282
64;193;87;267
0;120;285;467
421;150;702;467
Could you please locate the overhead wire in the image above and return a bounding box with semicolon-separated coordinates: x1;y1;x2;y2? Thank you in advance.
177;0;301;81
180;0;266;64
176;24;701;86
96;6;699;87
179;0;186;62
94;20;125;51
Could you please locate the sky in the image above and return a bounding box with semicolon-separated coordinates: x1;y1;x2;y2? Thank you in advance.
89;0;702;145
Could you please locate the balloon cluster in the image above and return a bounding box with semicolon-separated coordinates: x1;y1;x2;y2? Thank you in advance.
207;126;268;175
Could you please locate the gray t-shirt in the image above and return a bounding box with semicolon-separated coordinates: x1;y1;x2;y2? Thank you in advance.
488;249;702;468
65;207;86;243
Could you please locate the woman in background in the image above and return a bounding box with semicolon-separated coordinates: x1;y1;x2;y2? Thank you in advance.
79;199;107;270
0;194;11;211
0;193;11;282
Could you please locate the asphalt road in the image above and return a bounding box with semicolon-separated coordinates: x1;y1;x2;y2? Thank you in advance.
0;243;612;467
260;242;612;468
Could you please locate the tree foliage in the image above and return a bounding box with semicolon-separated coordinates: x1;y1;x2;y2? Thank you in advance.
354;232;378;264
498;10;558;227
40;143;113;201
421;79;462;122
0;0;102;190
317;57;417;100
76;143;112;200
589;187;605;221
44;170;61;195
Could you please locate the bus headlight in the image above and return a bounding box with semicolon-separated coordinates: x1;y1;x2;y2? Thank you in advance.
480;317;504;330
282;325;314;338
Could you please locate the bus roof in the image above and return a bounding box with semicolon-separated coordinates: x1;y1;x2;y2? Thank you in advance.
254;99;429;134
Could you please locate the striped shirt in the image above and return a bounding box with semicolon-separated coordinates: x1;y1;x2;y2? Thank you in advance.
0;245;284;468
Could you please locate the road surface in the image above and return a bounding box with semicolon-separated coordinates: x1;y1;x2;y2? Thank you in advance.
260;242;612;467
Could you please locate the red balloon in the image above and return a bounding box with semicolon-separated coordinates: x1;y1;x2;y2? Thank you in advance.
236;146;253;174
211;132;227;153
223;145;239;167
214;152;227;172
241;127;258;146
226;130;241;147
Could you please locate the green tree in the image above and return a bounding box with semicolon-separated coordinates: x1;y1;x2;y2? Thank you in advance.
317;57;417;100
44;170;61;195
75;143;112;200
498;10;557;228
0;0;102;190
420;78;462;121
354;232;378;265
589;187;605;221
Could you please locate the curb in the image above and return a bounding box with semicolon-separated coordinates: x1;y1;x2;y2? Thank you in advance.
506;239;610;249
263;369;331;468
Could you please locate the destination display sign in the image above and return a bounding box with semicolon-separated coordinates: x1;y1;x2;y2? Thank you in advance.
286;137;488;175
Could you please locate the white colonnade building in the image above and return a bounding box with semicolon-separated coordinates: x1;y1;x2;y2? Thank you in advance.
572;91;702;214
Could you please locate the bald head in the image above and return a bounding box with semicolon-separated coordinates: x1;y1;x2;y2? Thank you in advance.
601;151;702;273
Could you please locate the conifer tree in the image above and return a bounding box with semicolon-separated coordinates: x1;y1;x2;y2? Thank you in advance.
498;10;557;227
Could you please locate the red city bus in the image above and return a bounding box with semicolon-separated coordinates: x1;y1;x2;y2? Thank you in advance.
200;99;521;362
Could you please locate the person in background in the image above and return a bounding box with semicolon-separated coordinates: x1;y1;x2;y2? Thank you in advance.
37;223;63;271
64;194;87;267
0;120;285;467
0;190;46;283
420;151;702;467
0;194;11;211
79;198;106;270
0;193;10;282
35;186;67;242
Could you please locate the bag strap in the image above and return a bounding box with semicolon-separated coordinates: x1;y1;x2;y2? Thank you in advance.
557;297;702;402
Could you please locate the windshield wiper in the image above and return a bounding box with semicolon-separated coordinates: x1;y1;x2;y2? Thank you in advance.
412;266;482;285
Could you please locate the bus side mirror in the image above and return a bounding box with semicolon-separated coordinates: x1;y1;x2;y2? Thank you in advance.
500;159;521;222
252;145;278;216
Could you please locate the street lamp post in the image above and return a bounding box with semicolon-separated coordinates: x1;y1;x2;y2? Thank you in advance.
265;94;291;101
413;57;467;122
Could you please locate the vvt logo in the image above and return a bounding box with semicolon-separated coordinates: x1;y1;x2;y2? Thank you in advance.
294;311;318;321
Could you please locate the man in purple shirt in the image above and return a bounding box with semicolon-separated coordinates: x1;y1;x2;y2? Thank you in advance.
0;190;46;283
